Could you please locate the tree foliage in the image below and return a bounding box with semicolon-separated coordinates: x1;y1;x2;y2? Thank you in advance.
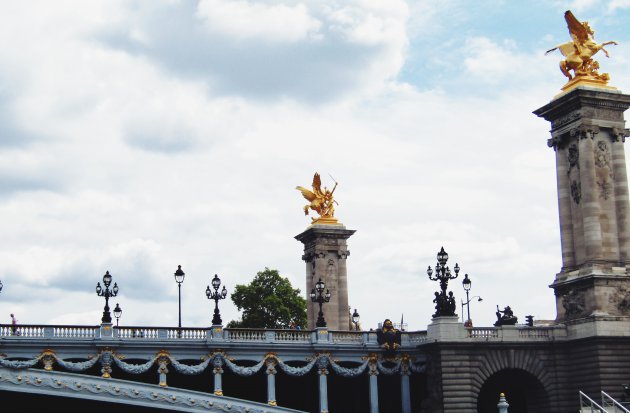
227;268;307;329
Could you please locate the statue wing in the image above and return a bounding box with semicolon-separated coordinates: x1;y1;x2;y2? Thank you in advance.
565;10;588;44
312;172;322;193
296;186;317;202
546;41;576;57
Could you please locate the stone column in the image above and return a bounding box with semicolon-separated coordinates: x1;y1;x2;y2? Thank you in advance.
295;224;355;330
266;359;277;406
157;357;168;387
368;359;379;413
317;360;329;413
213;357;224;396
401;357;411;413
534;87;630;322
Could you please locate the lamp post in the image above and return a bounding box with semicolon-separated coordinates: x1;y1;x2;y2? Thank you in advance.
351;308;360;331
95;271;119;324
427;246;460;317
174;265;185;336
206;274;227;326
461;273;482;326
310;278;331;328
113;303;122;327
462;273;471;323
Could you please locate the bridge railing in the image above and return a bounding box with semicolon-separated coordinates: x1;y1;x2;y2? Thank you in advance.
0;324;563;344
0;324;426;347
467;326;564;341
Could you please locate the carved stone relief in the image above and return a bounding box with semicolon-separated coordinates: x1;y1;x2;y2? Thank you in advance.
570;180;582;204
562;288;586;318
594;140;614;200
567;144;581;204
611;287;630;315
552;110;580;129
568;144;579;168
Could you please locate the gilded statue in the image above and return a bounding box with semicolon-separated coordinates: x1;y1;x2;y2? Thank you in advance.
545;10;617;88
296;172;338;224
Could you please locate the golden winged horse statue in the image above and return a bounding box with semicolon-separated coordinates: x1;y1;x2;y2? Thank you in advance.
545;10;617;89
296;173;339;224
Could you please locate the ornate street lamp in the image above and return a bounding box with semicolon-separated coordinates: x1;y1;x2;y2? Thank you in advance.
174;265;185;335
351;308;360;331
206;274;227;326
427;247;460;318
310;278;331;328
113;303;122;327
461;273;482;326
95;271;119;324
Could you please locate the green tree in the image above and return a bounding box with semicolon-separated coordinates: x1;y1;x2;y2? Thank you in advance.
227;268;307;329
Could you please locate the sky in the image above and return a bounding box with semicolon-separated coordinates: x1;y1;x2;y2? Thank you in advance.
1;0;630;331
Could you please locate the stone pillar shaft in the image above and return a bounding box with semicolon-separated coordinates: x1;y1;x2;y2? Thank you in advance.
296;225;355;330
534;87;630;321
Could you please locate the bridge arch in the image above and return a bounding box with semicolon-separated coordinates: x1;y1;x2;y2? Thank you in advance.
471;349;552;413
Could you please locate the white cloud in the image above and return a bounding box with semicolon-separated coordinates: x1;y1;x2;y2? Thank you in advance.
196;0;322;43
609;0;630;11
0;1;627;332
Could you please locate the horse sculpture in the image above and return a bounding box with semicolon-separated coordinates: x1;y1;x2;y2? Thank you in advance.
296;172;338;223
545;10;617;82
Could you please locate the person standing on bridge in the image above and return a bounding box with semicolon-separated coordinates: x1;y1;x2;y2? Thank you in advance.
10;313;19;335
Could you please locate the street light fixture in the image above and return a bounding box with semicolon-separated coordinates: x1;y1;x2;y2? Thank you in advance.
206;274;227;326
95;271;119;324
427;247;460;317
174;265;185;336
310;278;331;328
113;303;122;327
461;273;482;326
351;308;360;331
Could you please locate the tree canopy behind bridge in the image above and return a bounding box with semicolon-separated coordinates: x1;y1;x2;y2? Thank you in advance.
227;268;307;329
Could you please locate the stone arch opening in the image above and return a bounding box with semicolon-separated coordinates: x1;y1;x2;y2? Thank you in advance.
477;368;549;413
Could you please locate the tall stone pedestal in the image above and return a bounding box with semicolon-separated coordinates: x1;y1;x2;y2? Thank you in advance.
295;224;355;330
534;87;630;323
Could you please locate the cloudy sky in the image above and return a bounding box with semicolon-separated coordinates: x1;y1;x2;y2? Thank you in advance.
1;0;630;331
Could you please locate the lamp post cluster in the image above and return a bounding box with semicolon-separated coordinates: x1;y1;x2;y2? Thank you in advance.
310;278;331;328
461;273;482;327
206;274;228;326
95;271;119;324
94;267;229;329
427;247;459;318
